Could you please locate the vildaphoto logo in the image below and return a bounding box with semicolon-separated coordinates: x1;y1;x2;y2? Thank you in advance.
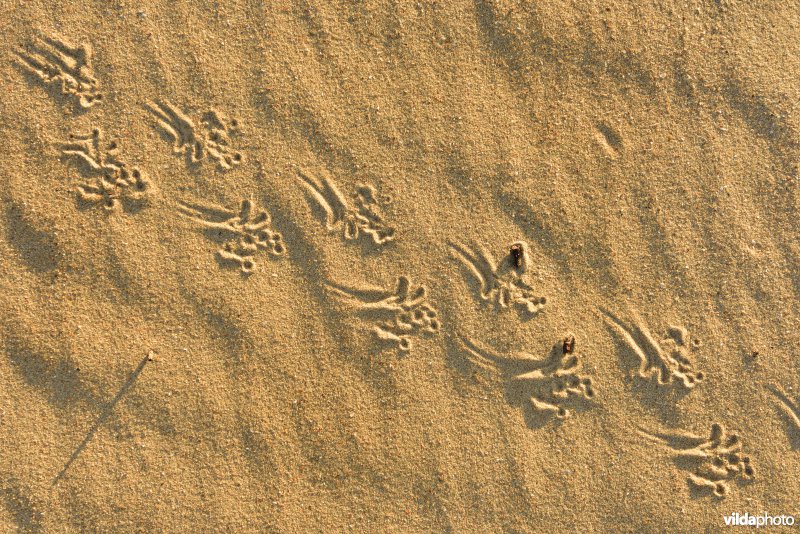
723;512;795;528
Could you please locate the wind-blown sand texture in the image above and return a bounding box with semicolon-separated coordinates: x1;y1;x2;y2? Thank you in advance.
1;1;799;531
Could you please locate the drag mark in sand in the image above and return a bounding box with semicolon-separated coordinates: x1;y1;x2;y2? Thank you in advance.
766;384;800;445
52;351;153;485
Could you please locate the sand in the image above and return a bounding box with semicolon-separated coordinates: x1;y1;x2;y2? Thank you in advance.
1;0;799;531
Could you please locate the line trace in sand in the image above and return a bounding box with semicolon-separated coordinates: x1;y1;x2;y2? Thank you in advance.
449;240;546;315
296;168;395;245
766;384;800;440
327;275;440;352
177;198;286;273
459;334;594;422
638;423;754;498
52;351;153;485
13;34;102;108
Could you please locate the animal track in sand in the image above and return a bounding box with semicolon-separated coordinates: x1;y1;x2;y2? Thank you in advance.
766;384;800;445
13;34;102;108
594;122;622;159
601;308;703;389
146;100;242;170
327;276;439;353
177;198;285;274
449;240;546;316
639;423;754;498
297;168;395;246
60;128;148;211
459;334;594;422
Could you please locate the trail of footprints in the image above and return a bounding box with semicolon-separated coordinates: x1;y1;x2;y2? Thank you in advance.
15;33;794;499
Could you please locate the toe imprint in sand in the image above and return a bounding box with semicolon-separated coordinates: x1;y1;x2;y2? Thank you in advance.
327;275;439;353
60;128;148;211
449;240;546;316
639;423;754;498
13;34;102;108
146;100;242;170
297;168;395;246
177;198;285;274
459;334;595;423
601;308;703;389
594;122;623;159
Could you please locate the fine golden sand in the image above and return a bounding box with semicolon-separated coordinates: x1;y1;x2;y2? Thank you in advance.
1;1;799;531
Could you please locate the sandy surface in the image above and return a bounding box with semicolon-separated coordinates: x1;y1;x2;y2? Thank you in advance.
1;0;799;531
